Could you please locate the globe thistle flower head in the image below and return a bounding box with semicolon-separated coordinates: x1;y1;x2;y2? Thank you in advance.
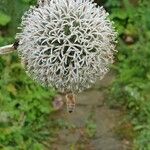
16;0;117;93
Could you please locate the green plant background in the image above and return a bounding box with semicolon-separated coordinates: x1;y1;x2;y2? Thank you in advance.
0;0;150;150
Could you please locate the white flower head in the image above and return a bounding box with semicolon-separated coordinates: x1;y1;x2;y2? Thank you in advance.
16;0;117;93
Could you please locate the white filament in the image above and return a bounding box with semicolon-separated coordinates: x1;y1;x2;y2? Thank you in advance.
16;0;117;93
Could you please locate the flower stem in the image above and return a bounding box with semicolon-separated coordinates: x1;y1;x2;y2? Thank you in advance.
0;44;16;55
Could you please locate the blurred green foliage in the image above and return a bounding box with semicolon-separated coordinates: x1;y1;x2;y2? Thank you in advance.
0;12;11;26
0;0;150;150
107;0;150;149
0;0;57;149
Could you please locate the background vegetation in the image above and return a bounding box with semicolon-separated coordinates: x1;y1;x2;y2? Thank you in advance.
0;0;150;150
107;0;150;149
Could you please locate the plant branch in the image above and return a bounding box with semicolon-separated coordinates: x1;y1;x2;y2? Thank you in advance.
0;44;16;55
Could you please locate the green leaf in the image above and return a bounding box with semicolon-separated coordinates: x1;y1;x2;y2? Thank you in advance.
0;11;11;26
110;8;128;20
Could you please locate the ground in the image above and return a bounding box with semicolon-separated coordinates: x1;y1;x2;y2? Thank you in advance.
48;72;132;150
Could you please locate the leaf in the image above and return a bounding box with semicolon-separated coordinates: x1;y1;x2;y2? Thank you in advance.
110;8;128;20
32;143;44;150
0;11;11;26
0;36;4;46
6;84;17;96
1;147;15;150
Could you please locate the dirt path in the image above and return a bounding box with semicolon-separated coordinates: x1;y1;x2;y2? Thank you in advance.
49;73;132;150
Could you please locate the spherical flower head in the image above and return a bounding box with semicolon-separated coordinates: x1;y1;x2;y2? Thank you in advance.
16;0;117;93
